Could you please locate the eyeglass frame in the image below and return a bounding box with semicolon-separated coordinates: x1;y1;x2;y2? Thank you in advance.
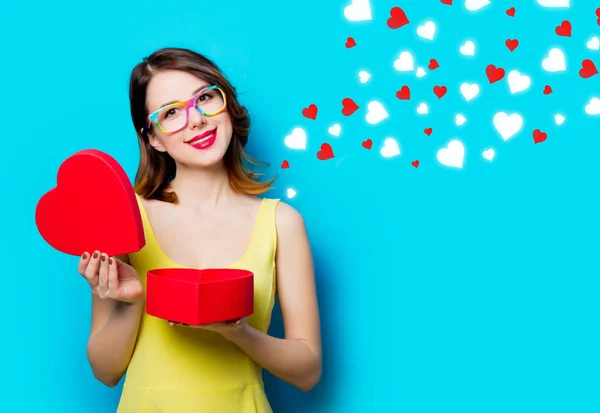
144;84;227;135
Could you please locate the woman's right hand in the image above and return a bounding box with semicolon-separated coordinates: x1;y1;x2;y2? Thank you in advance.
78;251;144;304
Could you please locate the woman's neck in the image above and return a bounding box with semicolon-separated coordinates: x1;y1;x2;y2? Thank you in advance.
168;163;238;209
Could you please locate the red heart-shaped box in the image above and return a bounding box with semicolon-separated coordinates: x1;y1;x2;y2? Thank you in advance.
35;149;145;257
145;268;254;325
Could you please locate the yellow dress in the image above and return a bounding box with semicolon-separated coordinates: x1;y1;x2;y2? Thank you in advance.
116;193;280;413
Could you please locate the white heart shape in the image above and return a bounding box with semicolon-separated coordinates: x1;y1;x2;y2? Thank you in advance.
417;21;436;40
417;103;428;115
455;114;467;126
365;101;389;125
460;40;475;56
507;70;531;94
542;48;566;72
286;188;297;199
460;82;480;101
328;124;341;137
585;97;600;115
437;140;465;168
394;51;414;72
416;67;426;78
493;112;523;141
380;137;401;158
465;0;490;12
284;127;307;150
343;0;372;21
537;0;569;7
587;37;600;51
358;70;371;83
554;114;566;125
483;148;495;161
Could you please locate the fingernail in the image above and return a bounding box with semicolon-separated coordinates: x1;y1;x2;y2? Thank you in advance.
101;255;106;262
93;252;98;259
82;253;87;259
109;258;113;265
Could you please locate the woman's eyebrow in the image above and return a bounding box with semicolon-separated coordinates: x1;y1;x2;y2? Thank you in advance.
157;84;210;108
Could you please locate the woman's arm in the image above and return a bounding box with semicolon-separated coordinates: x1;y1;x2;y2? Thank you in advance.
222;202;322;392
86;254;145;387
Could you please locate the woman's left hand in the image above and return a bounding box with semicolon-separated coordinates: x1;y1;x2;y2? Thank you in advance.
168;317;247;338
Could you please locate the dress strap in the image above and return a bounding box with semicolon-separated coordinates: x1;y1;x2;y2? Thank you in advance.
246;197;280;264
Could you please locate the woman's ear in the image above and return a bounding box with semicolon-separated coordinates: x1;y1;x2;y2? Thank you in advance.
142;127;167;152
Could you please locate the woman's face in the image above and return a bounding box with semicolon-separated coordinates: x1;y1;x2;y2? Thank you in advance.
144;69;233;169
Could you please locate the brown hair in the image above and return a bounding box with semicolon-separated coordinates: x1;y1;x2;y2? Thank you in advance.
128;47;275;203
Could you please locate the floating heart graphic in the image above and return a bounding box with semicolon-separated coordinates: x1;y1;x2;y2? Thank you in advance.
362;139;372;150
35;149;145;257
555;20;571;37
424;128;433;136
437;140;464;169
284;127;307;150
281;160;290;169
302;104;317;120
428;59;440;70
542;48;566;72
341;98;359;116
440;0;452;5
543;85;553;95
317;143;335;160
396;86;411;100
579;59;598;78
365;101;389;124
380;138;400;158
345;37;356;48
483;149;495;161
505;39;519;51
387;7;409;29
460;40;475;56
533;129;547;144
411;160;420;168
328;124;341;137
486;64;505;83
433;85;447;98
506;7;515;17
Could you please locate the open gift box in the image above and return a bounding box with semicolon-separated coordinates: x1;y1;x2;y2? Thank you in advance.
145;268;254;325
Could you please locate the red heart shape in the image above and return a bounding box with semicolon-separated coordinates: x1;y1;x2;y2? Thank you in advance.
486;64;505;84
543;85;552;95
281;160;290;169
411;160;420;168
506;7;515;17
597;7;600;17
579;59;598;78
345;37;356;48
35;149;145;257
428;59;440;70
533;129;547;144
362;139;372;150
424;128;433;136
440;0;452;5
387;7;409;29
505;39;519;51
433;85;447;99
341;98;359;116
302;104;318;120
396;86;411;100
555;20;571;37
317;143;334;160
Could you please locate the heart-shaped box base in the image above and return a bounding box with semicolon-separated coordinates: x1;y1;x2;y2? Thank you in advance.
145;268;254;325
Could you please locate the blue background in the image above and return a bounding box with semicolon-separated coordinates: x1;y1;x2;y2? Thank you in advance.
2;0;599;411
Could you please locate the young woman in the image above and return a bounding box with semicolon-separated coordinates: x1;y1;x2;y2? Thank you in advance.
77;47;322;413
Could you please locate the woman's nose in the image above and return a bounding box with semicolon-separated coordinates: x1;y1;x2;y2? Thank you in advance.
188;107;206;127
